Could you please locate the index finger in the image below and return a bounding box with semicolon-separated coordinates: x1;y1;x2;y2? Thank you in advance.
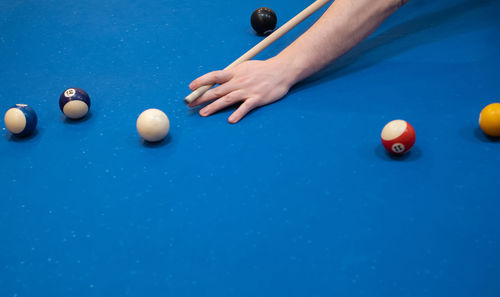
189;70;233;90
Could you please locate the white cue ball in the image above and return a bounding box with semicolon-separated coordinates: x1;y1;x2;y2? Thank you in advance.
136;108;170;142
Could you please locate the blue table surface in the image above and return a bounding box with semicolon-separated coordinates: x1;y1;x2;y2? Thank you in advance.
1;0;499;296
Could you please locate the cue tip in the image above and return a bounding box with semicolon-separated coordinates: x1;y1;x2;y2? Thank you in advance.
184;84;214;105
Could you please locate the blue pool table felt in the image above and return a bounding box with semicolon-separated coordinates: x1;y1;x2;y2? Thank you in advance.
1;0;499;296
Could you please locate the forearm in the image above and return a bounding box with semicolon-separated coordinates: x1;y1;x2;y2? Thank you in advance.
187;0;410;123
275;0;409;85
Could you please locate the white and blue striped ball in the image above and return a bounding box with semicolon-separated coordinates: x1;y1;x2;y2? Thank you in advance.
4;104;38;137
59;87;91;119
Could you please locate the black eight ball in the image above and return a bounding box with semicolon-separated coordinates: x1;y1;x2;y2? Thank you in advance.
251;7;277;35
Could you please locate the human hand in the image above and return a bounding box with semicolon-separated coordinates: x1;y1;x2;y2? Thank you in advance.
188;58;296;124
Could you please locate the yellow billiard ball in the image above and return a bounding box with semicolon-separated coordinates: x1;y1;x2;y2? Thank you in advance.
479;103;500;137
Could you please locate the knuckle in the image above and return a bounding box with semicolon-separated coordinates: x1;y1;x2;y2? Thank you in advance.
245;99;258;109
212;72;221;81
279;86;289;96
212;88;223;98
222;95;233;104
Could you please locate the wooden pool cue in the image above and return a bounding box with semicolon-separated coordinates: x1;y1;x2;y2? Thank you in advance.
184;0;332;104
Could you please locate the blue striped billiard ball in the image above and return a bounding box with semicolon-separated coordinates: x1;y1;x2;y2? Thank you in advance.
59;87;91;119
4;104;38;137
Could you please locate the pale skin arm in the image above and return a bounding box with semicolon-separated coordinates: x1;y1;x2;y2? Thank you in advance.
188;0;410;123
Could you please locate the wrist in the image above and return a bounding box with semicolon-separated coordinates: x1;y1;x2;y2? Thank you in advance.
268;54;309;88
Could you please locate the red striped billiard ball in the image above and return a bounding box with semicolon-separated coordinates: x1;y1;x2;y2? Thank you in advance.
380;119;416;154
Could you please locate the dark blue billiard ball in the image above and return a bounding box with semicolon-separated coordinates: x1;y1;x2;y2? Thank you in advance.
59;87;91;119
3;104;38;137
251;7;277;35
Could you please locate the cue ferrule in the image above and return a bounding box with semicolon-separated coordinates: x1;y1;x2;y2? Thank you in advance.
184;84;214;104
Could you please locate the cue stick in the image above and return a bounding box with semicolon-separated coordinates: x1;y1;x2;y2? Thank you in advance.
184;0;332;104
